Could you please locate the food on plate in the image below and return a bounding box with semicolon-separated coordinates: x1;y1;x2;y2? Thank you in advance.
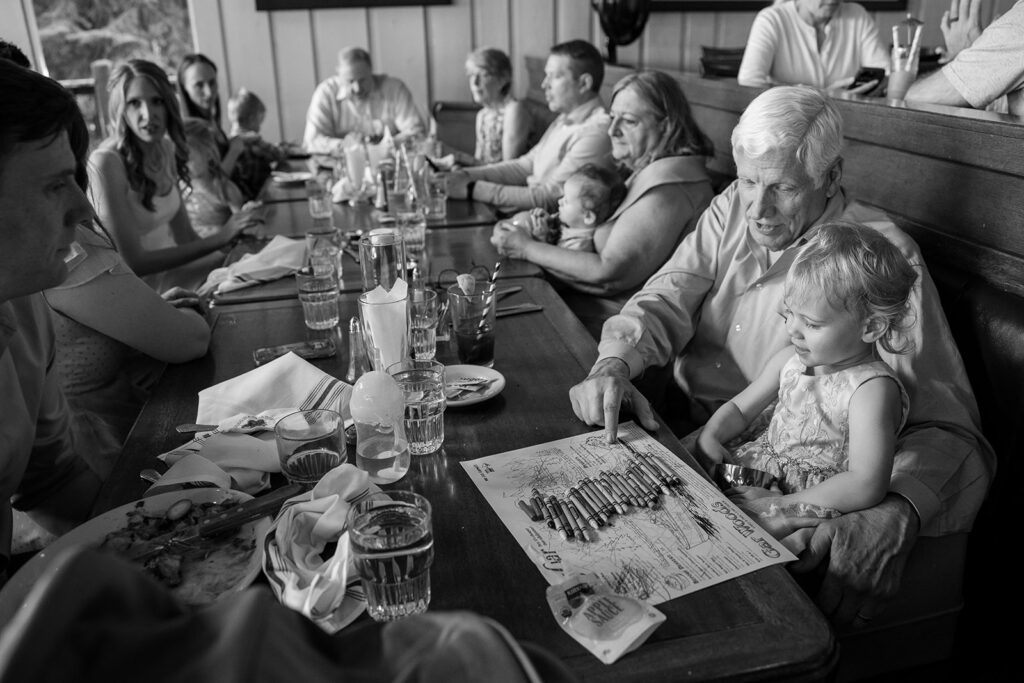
100;497;258;604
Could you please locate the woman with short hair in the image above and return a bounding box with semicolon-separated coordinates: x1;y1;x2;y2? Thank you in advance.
463;47;532;164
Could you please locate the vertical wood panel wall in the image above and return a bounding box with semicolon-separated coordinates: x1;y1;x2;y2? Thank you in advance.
4;0;1019;144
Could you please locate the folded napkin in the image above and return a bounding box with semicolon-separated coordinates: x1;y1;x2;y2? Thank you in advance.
148;353;352;496
200;235;306;296
360;279;408;370
262;464;373;633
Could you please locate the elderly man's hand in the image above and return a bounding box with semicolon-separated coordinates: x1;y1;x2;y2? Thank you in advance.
569;358;659;443
490;220;533;260
789;494;919;628
941;0;984;62
445;171;471;199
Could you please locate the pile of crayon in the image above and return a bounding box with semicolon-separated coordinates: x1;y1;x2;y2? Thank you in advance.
516;444;685;543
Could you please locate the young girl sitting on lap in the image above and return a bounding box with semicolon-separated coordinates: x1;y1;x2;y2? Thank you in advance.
697;222;918;549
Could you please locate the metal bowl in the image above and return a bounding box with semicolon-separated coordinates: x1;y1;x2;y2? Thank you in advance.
712;463;778;491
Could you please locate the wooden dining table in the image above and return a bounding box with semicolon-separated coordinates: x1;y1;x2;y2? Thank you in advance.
93;276;836;682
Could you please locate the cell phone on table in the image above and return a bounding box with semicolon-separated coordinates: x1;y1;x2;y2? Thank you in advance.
847;67;885;90
253;338;336;366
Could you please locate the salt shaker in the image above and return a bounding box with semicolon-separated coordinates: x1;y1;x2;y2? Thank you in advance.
346;316;370;384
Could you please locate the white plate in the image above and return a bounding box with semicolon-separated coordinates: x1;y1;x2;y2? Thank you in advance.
271;171;313;185
445;365;506;407
0;489;268;623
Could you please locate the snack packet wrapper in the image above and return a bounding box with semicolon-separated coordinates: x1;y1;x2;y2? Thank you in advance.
546;572;665;664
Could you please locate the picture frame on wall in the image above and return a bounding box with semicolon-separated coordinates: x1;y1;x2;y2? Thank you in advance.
256;0;452;10
651;1;907;10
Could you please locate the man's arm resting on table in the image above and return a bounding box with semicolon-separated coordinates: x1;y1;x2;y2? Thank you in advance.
906;69;970;107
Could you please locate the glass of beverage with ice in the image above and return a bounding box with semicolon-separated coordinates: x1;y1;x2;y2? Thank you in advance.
274;409;346;487
387;359;445;455
409;288;439;360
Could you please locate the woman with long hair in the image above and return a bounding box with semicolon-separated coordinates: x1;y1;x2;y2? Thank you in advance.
88;59;242;291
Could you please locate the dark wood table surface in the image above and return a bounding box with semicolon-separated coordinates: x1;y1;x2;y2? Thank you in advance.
96;277;836;682
213;221;541;306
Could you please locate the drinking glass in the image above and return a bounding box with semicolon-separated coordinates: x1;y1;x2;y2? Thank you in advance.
424;175;447;220
305;230;343;279
387;359;445;455
397;211;427;253
275;409;346;487
358;291;409;371
296;269;340;330
447;282;497;367
409;289;439;360
306;178;334;230
348;490;433;622
359;228;407;292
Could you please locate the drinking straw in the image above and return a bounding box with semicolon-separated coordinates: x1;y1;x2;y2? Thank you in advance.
476;261;501;338
908;24;923;71
891;25;902;71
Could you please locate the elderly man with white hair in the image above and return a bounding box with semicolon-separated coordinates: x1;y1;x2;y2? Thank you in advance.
569;85;994;628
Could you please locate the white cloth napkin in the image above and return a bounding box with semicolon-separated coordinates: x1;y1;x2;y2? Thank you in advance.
360;279;408;370
262;464;373;633
200;235;306;296
147;353;352;496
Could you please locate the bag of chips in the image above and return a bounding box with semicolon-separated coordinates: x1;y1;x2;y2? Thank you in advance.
545;572;665;664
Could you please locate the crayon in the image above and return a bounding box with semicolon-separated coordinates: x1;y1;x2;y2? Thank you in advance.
627;469;659;506
564;500;588;542
633;457;673;496
530;490;548;517
566;486;602;529
630;461;662;494
539;494;556;530
576;482;609;525
589;477;625;515
645;452;682;486
518;499;540;521
580;479;613;516
545;496;568;541
554;498;576;539
601;471;634;508
613;470;645;506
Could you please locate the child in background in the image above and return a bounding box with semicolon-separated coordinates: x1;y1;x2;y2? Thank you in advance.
524;164;626;252
226;87;285;199
184;118;253;238
697;222;918;548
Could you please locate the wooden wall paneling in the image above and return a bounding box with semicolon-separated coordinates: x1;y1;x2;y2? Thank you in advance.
556;0;593;45
310;8;369;86
511;0;556;99
681;13;717;73
643;12;686;72
471;0;512;55
189;0;229;92
218;2;278;141
369;6;430;118
426;1;474;104
716;10;757;49
268;11;318;143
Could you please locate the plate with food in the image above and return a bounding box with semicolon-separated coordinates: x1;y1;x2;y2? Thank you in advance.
444;364;506;407
270;170;313;185
0;489;269;619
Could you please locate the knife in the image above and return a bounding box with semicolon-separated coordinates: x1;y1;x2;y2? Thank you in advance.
127;483;304;562
496;303;543;318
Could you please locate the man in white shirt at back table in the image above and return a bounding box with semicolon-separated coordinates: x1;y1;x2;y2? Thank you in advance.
303;47;425;156
445;40;613;214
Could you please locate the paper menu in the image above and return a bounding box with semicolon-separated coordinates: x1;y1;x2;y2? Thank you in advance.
461;423;795;606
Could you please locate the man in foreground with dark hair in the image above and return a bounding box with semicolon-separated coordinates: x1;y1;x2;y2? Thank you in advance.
0;60;100;577
447;39;614;212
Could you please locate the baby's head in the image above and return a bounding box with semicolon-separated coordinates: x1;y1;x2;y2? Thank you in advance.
184;118;222;181
785;222;918;355
227;88;266;135
558;164;626;230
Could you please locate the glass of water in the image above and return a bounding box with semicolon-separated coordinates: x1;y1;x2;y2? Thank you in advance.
396;211;427;253
348;490;433;622
275;409;346;487
386;359;445;455
410;288;439;360
296;268;340;330
425;175;447;220
306;178;334;230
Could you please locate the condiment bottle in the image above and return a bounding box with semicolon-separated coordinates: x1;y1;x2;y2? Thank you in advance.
349;370;410;484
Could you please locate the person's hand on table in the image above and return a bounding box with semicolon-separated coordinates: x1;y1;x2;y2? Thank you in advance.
788;493;919;628
162;286;207;316
569;357;659;443
941;0;984;63
490;219;534;260
445;170;471;199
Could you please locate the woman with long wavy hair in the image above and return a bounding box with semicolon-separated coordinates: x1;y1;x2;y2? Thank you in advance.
88;59;242;291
